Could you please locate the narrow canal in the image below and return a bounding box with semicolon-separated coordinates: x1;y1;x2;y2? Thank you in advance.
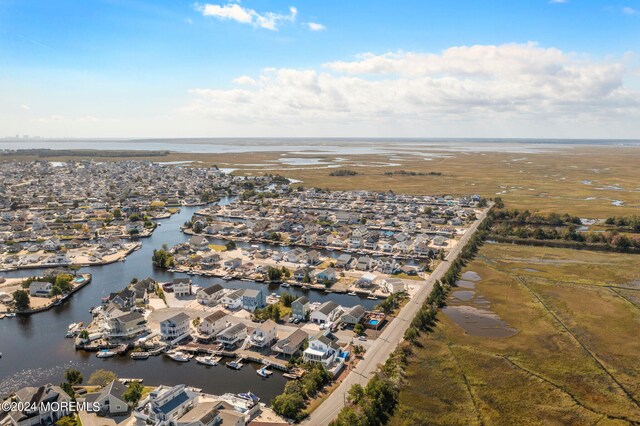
0;197;378;400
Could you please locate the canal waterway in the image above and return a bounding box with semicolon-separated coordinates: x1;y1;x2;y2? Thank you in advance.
0;197;378;399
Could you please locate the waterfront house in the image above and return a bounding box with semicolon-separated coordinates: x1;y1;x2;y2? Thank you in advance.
249;319;278;348
175;401;223;426
315;267;337;284
107;311;148;339
382;278;406;294
242;288;266;312
109;288;136;310
305;250;321;265
356;256;373;271
341;305;366;325
160;313;191;341
357;272;377;287
0;384;71;426
271;329;309;357
216;323;247;347
377;257;399;274
293;266;314;282
284;248;306;263
83;380;129;416
28;281;52;297
291;296;310;320
335;254;353;270
198;310;229;338
196;284;224;305
173;278;192;297
223;258;242;270
220;289;244;310
130;281;150;305
134;384;199;426
310;301;342;324
188;235;209;251
303;330;340;367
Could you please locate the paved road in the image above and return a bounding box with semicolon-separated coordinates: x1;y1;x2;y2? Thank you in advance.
303;206;491;425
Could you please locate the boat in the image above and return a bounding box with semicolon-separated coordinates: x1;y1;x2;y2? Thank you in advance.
131;352;150;360
281;283;291;288
222;275;232;281
226;360;243;370
96;349;116;358
166;351;192;362
238;392;260;402
5;313;16;318
366;295;378;300
256;366;273;378
347;291;357;296
195;355;220;366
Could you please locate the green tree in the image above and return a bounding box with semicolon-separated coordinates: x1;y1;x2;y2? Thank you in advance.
353;323;365;336
13;290;30;311
123;382;144;405
112;208;122;219
55;416;77;426
225;240;236;250
271;392;305;420
347;383;365;404
65;368;83;385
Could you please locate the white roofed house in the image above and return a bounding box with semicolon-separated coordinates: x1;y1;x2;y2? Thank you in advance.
315;267;337;285
382;278;406;294
160;313;191;341
196;284;224;305
220;289;244;310
249;319;278;348
310;301;343;324
303;330;341;367
357;272;377;288
29;281;52;297
133;384;199;426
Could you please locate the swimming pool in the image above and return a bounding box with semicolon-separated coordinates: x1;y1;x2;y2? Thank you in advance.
368;319;379;326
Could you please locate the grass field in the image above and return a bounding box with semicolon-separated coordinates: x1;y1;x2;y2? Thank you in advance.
6;145;639;216
390;244;640;426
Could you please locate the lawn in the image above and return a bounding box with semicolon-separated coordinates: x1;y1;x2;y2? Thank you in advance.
390;243;640;425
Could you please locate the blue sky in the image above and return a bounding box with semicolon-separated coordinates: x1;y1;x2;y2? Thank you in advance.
1;0;639;138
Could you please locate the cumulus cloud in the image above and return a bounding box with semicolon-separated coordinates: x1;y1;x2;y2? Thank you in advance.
233;75;257;85
195;2;297;30
307;22;326;31
183;43;639;136
549;0;568;4
622;6;637;15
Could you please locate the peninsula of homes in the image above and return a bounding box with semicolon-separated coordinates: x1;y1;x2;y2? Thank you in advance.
170;188;484;296
0;160;286;271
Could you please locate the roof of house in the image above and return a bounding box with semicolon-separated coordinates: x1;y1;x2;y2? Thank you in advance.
273;329;308;351
293;296;309;305
203;310;227;324
345;305;366;319
317;300;338;315
163;312;190;324
200;284;224;295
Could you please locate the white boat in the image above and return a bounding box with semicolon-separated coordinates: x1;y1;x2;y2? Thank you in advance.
226;360;243;370
367;295;378;300
166;351;192;362
5;313;16;318
96;349;116;358
257;366;273;378
195;355;220;366
222;275;232;281
281;283;291;288
347;291;357;296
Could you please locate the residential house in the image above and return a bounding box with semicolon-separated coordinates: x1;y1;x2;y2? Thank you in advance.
109;289;136;310
249;319;277;348
223;258;242;270
382;278;406;294
315;267;337;284
216;323;247;347
196;284;224;306
188;235;209;251
160;313;191;340
310;301;343;324
271;329;308;357
357;272;377;287
341;305;366;325
242;288;265;312
29;281;52;297
107;311;148;339
197;310;229;338
291;296;310;320
293;266;314;282
84;380;129;416
356;256;373;271
173;278;192;297
335;254;353;270
220;289;244;310
303;330;341;367
134;385;199;426
1;384;72;426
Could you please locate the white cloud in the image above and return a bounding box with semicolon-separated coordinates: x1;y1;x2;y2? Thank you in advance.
20;104;30;110
549;0;568;4
183;43;640;137
307;22;326;31
195;2;296;30
233;75;257;85
185;17;193;24
622;6;637;15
